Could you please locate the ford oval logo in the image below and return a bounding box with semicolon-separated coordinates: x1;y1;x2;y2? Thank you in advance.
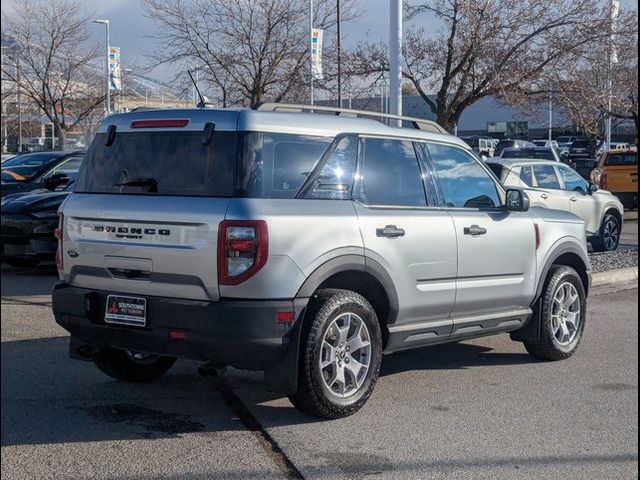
67;249;79;258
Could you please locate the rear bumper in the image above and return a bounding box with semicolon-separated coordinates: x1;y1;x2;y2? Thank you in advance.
52;284;308;393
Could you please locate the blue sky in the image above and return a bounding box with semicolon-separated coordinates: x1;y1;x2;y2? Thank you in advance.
3;0;391;81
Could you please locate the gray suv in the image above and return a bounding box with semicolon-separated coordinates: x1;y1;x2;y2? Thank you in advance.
52;104;591;418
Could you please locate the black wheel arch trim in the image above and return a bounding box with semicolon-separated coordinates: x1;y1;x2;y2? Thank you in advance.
534;243;590;302
295;254;400;325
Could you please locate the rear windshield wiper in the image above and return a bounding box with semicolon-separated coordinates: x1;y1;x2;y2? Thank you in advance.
115;177;158;193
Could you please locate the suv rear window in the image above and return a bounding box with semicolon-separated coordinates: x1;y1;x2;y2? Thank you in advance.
76;131;236;196
605;152;637;166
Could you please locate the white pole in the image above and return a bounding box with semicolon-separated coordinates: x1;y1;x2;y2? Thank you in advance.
548;90;553;141
389;0;402;125
606;0;619;150
309;0;314;106
105;22;111;115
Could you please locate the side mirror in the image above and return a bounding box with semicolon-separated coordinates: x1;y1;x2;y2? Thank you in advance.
44;173;70;191
504;188;530;212
588;182;598;195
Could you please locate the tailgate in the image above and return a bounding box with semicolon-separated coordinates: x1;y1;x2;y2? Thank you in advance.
60;194;229;301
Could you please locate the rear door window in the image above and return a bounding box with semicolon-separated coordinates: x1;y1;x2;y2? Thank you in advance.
356;137;426;206
239;133;332;198
77;131;236;196
532;164;561;189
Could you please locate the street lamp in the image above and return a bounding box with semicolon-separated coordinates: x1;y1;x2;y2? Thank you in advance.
93;19;111;115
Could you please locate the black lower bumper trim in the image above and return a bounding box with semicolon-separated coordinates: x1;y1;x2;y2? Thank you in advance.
52;284;308;393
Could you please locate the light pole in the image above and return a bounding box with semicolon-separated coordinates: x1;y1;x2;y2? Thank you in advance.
389;0;403;126
93;19;111;116
548;90;553;141
336;0;342;107
309;0;314;106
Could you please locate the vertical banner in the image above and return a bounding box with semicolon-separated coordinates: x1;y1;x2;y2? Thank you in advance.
108;47;122;90
611;0;619;64
311;28;324;80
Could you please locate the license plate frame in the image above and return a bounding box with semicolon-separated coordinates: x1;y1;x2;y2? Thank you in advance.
104;295;147;327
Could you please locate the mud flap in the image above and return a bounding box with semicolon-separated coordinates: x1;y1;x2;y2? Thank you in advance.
510;298;542;343
263;306;305;395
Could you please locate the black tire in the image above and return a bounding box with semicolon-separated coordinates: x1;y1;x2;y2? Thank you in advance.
524;266;586;361
289;289;383;419
94;348;176;382
590;213;620;252
5;257;40;268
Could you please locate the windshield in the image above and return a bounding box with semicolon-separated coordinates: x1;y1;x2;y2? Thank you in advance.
76;131;236;196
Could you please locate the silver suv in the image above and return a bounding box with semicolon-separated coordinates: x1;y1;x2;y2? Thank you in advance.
52;104;591;419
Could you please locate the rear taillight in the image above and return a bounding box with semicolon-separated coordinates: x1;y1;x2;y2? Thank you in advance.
599;171;608;189
54;212;64;271
218;220;268;286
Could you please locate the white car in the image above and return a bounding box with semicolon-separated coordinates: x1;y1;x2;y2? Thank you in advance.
487;158;624;252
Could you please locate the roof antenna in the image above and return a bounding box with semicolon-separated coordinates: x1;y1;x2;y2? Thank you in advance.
188;70;212;108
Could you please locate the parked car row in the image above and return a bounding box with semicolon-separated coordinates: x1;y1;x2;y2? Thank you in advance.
1;151;85;266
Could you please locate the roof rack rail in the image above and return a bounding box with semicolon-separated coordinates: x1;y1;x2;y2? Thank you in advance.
252;102;448;135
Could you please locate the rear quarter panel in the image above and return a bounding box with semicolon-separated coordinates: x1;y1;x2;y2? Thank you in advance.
221;198;363;299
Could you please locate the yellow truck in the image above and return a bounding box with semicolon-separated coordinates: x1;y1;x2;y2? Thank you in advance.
591;148;638;209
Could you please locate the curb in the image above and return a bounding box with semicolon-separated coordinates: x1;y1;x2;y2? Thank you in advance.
591;266;638;294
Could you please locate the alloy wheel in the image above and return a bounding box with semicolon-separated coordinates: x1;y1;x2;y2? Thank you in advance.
319;312;372;399
550;282;581;346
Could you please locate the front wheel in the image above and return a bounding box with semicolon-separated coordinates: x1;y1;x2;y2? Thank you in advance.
591;213;620;252
289;289;383;419
94;348;176;382
524;266;586;361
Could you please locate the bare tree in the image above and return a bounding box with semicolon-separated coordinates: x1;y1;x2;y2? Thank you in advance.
347;0;616;132
1;0;105;150
142;0;359;107
544;9;638;139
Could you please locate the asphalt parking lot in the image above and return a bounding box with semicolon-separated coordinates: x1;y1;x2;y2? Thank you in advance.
1;264;638;479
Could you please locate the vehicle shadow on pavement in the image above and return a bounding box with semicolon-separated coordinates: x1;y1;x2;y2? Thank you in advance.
380;341;537;377
1;336;264;447
1;263;58;298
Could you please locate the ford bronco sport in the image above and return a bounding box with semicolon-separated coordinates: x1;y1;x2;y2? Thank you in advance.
52;104;591;419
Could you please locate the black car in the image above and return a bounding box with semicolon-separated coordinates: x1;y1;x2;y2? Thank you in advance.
568;139;596;159
500;146;564;163
1;182;73;267
1;151;84;197
494;139;536;157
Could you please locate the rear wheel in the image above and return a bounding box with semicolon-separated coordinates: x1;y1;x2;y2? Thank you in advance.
289;289;383;419
94;348;176;382
591;213;620;252
524;266;586;361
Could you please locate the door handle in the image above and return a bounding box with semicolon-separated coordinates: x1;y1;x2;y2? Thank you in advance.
376;225;405;238
463;225;487;236
540;193;548;199
570;197;578;202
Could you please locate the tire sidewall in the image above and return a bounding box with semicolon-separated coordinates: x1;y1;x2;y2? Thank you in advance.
308;298;382;410
541;268;586;355
601;214;620;251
